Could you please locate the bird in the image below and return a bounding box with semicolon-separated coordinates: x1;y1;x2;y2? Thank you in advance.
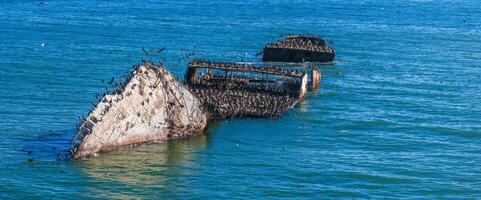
156;48;165;54
142;48;149;55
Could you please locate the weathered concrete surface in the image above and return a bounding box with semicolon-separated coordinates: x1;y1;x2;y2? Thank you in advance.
71;62;208;158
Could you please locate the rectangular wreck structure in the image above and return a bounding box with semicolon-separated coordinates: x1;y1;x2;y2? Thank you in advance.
185;60;308;119
262;34;335;63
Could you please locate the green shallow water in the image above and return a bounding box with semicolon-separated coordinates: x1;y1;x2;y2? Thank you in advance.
0;0;480;199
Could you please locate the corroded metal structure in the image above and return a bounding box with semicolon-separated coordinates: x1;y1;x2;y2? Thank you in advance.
185;60;308;119
261;34;335;63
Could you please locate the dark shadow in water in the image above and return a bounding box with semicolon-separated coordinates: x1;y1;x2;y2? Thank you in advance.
22;129;75;162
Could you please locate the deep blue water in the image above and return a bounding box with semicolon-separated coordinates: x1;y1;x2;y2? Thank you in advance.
1;0;481;199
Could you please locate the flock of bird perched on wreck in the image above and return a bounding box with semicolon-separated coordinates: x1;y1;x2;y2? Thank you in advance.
184;58;312;119
189;74;302;96
76;34;333;130
68;34;334;159
266;35;335;53
189;60;305;77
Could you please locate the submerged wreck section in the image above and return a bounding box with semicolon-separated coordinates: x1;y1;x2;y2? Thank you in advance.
70;34;330;158
261;34;335;63
71;62;208;158
184;61;308;119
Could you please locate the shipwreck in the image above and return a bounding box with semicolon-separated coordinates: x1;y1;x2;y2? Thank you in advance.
185;60;321;119
70;60;321;158
261;34;335;63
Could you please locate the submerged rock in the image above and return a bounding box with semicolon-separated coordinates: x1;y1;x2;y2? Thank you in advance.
71;62;208;158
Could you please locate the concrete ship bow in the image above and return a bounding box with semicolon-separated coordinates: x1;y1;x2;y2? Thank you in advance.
71;62;208;158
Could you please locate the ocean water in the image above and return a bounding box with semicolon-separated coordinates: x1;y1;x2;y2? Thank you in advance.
1;0;480;199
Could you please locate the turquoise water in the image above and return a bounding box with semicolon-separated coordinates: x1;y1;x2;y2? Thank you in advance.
1;0;481;198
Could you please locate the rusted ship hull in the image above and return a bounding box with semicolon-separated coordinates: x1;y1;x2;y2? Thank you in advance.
262;47;335;63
